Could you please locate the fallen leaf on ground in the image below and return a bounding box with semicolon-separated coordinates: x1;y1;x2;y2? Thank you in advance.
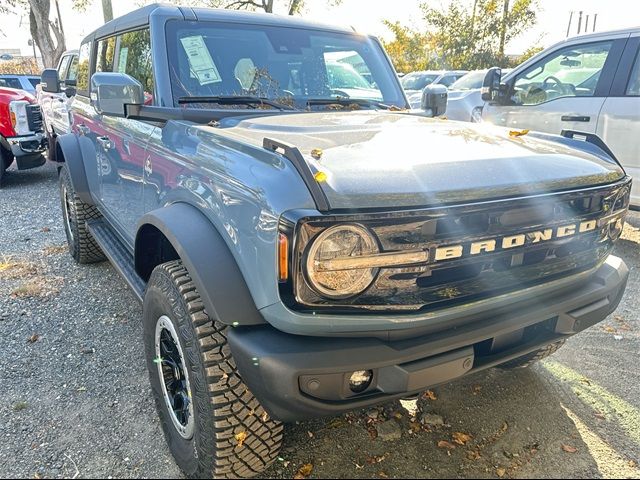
437;440;456;450
472;385;482;395
294;463;313;479
467;450;481;460
453;432;472;445
602;326;617;333
594;412;606;420
496;467;507;477
366;454;387;464
27;334;40;344
562;444;578;453
628;460;638;468
423;390;437;401
234;431;247;448
378;472;389;478
41;227;50;232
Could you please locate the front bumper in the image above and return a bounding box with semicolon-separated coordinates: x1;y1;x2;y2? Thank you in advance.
5;132;46;157
229;255;628;422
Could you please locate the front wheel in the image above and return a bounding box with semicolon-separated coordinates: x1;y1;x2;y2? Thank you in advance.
0;145;14;185
143;260;283;478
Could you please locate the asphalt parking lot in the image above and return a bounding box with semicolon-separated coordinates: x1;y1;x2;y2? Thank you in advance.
1;162;639;479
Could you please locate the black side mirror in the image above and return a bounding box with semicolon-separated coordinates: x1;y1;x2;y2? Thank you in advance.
41;68;61;94
420;84;447;117
64;86;76;98
481;67;502;102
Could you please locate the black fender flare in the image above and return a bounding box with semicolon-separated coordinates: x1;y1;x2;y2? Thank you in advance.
136;202;265;326
56;133;97;205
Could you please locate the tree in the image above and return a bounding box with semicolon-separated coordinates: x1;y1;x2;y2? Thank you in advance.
188;0;339;15
28;0;66;68
380;21;436;73
421;0;539;69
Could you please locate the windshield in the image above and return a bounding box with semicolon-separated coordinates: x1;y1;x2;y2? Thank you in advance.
450;70;486;91
165;20;405;109
401;73;439;90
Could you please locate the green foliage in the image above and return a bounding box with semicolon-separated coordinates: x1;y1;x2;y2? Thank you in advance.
381;21;436;73
417;0;539;70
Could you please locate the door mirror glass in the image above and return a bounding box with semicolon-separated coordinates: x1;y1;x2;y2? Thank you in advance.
91;72;144;117
481;67;502;102
421;83;447;116
41;69;61;93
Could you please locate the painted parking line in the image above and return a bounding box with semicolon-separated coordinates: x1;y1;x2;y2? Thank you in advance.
543;360;640;447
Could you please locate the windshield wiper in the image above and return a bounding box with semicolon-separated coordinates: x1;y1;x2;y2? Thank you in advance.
178;95;296;111
305;96;394;110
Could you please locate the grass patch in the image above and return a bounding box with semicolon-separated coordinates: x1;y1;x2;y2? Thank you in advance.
43;245;68;256
0;260;38;280
11;276;62;299
13;401;28;411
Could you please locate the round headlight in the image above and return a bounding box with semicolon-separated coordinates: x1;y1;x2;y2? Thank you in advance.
305;224;379;299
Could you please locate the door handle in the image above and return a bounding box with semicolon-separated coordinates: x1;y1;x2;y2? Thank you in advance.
561;115;590;122
122;138;130;155
97;136;115;150
77;124;90;135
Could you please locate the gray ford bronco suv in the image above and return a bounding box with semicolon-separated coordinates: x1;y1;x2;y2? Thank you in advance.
49;4;631;478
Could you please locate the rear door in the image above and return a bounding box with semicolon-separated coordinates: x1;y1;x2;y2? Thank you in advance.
597;34;640;206
485;37;627;135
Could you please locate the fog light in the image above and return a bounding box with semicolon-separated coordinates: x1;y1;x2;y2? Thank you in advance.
349;370;373;393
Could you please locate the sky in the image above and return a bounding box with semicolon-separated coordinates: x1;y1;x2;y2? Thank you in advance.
0;0;639;59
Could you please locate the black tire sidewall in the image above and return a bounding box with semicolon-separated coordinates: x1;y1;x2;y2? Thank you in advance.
143;271;210;477
59;166;80;260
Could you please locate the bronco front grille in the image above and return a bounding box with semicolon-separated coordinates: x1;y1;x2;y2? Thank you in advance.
285;179;631;313
26;104;43;133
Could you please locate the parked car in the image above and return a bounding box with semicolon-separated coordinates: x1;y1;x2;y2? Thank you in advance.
0;86;46;183
47;4;630;478
0;74;41;96
36;49;78;156
445;69;511;122
482;27;640;207
403;70;468;107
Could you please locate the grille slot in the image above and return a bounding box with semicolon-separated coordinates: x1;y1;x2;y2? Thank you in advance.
26;104;43;133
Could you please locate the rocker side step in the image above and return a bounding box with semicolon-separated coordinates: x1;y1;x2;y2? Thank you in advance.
87;220;146;302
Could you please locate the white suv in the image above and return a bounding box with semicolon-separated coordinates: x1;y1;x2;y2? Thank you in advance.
482;27;640;207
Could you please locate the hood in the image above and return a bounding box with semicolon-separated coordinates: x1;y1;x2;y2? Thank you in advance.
208;111;624;210
447;89;479;100
0;87;35;103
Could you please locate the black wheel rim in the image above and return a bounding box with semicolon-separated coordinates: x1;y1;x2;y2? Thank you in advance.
155;315;194;439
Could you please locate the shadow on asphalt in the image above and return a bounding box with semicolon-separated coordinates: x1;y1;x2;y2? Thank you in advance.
263;366;624;479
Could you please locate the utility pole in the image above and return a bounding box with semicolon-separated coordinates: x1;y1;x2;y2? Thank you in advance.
593;13;598;32
54;0;65;39
566;11;574;37
585;15;589;33
577;11;583;35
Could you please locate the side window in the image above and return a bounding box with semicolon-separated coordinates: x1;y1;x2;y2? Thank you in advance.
66;55;79;82
116;28;154;100
58;55;71;80
438;75;456;87
513;40;613;105
96;36;116;73
626;47;640;96
76;42;91;95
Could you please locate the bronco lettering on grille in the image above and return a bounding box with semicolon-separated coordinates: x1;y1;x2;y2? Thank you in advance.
434;220;598;262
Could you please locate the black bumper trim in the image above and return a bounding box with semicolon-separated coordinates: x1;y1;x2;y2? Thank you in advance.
228;256;628;422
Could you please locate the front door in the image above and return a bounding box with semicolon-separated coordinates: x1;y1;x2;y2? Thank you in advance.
597;36;640;206
484;39;623;135
93;28;156;242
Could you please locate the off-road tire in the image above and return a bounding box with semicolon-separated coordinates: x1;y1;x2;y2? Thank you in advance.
59;165;106;263
143;260;283;479
498;340;566;369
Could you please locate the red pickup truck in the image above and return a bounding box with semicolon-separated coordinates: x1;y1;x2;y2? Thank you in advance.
0;86;46;184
